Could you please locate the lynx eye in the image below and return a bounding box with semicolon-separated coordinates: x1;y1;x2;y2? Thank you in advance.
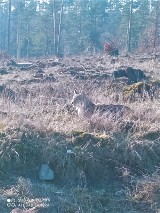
75;97;80;101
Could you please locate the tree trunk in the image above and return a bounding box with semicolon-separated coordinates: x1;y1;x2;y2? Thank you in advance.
7;0;11;53
76;0;82;52
52;0;57;55
153;1;160;57
16;0;20;59
57;0;64;55
26;22;29;59
0;6;2;53
127;0;133;53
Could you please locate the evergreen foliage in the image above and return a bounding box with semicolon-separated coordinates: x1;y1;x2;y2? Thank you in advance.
0;0;159;57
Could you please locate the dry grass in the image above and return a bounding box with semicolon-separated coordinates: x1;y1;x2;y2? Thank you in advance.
0;54;160;212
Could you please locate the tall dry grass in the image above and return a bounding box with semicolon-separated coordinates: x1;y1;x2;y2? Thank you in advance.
0;54;160;212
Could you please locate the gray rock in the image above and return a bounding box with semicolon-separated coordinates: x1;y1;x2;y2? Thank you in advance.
16;62;33;68
39;164;54;181
112;67;146;84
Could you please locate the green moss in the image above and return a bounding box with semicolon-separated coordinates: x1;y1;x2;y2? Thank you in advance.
71;130;85;137
94;134;114;147
124;82;144;94
123;80;160;98
123;82;153;100
71;132;114;148
123;89;134;97
72;132;96;146
142;131;160;141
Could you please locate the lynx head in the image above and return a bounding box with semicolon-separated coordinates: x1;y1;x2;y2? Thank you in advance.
71;90;86;108
71;90;94;117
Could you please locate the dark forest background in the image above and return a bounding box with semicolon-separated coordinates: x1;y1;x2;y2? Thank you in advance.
0;0;160;58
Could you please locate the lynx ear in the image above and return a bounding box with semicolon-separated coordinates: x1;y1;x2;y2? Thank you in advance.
74;89;78;94
81;91;85;96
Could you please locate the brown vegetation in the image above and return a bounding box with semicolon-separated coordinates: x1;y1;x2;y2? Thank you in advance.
0;54;160;213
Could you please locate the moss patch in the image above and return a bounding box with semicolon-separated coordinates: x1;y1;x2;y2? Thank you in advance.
142;131;160;141
71;132;114;148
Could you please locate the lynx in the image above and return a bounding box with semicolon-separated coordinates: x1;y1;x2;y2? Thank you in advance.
71;90;131;118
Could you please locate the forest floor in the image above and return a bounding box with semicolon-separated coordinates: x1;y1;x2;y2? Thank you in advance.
0;53;160;213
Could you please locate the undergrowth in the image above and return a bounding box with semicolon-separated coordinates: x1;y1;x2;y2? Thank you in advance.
0;54;160;212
